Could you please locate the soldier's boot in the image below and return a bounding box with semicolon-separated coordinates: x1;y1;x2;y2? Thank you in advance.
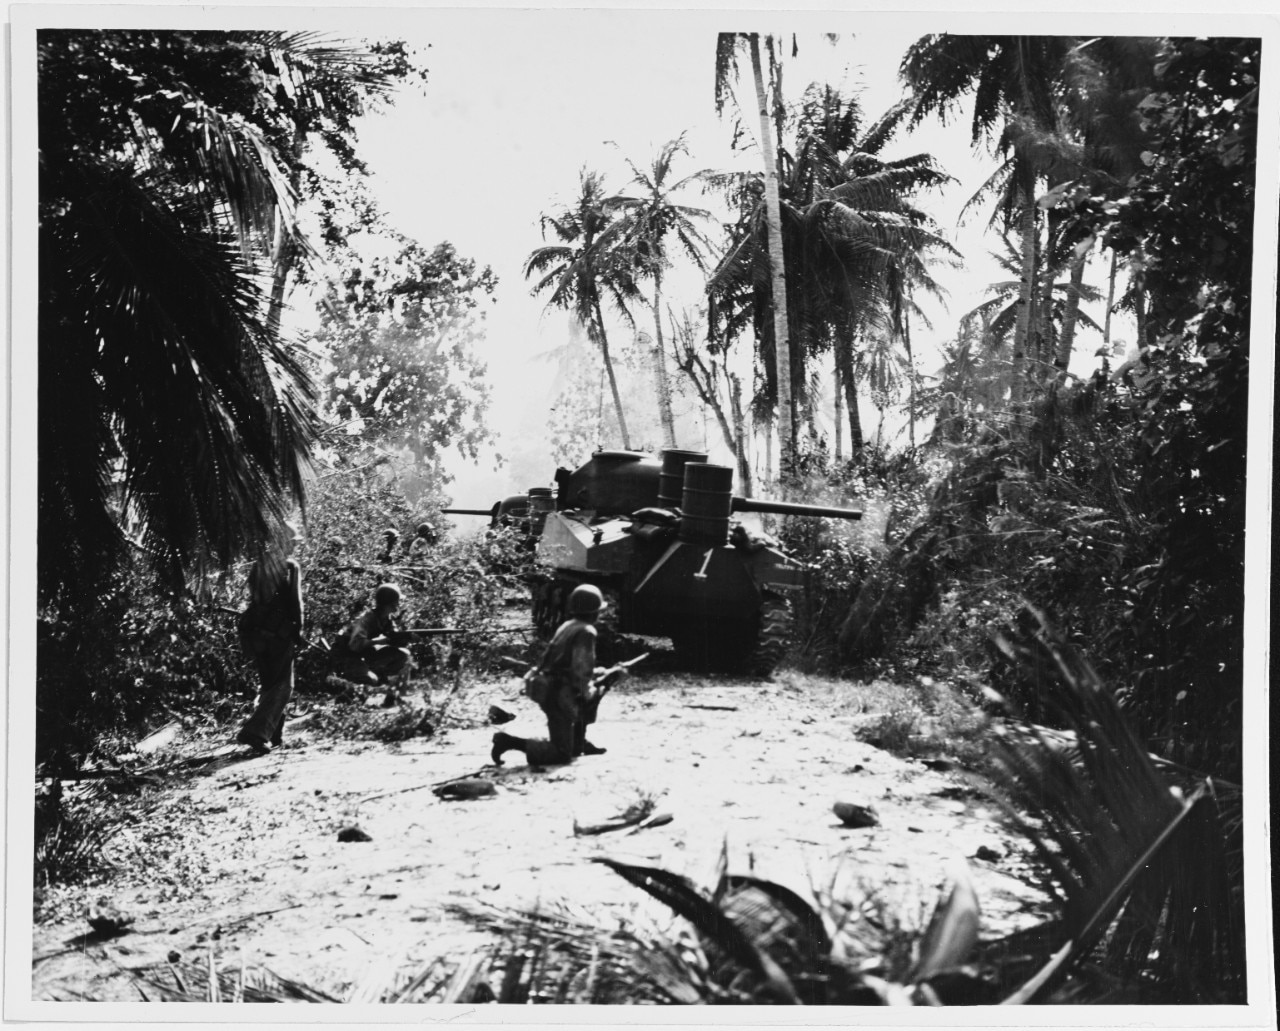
491;731;523;766
573;723;607;756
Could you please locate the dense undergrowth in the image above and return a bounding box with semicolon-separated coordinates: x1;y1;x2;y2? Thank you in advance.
33;445;535;790
771;358;1244;786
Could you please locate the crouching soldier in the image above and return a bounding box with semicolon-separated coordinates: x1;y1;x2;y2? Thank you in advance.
330;583;413;701
491;584;613;767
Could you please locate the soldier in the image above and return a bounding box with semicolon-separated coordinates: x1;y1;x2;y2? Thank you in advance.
376;527;400;564
406;521;437;560
490;584;613;767
330;582;413;701
236;522;305;754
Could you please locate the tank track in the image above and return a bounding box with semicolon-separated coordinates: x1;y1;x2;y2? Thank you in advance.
530;575;634;665
746;594;793;678
670;597;791;678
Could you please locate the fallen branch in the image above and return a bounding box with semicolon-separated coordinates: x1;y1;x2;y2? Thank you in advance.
626;811;673;835
218;902;304;932
574;801;672;837
683;704;739;712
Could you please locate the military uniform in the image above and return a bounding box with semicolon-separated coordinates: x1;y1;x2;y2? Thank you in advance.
491;584;608;768
237;555;303;750
522;617;597;765
331;606;411;686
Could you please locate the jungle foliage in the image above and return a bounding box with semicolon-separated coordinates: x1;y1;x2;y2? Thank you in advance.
822;35;1256;782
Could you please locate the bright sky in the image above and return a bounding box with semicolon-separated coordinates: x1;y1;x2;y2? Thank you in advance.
335;13;1008;498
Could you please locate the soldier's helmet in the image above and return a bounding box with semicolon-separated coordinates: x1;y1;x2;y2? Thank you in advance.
567;583;605;617
375;583;402;608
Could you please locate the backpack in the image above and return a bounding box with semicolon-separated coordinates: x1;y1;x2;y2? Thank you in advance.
523;667;552;706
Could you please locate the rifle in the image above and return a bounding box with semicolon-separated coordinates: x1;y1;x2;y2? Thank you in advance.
593;652;650;693
387;626;529;645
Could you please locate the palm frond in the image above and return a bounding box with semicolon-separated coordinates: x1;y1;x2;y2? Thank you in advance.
44;166;317;591
989;607;1245;1003
592;857;800;1002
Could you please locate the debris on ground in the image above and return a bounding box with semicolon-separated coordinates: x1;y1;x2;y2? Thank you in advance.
87;900;134;937
337;825;373;843
432;778;496;801
833;801;880;828
136;721;183;755
574;795;665;836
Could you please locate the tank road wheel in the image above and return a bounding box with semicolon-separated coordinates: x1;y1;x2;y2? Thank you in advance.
531;578;569;638
746;595;793;678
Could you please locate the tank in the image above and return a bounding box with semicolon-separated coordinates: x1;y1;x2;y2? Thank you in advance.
529;448;863;675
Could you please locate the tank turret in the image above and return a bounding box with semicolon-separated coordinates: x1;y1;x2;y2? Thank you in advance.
530;448;862;675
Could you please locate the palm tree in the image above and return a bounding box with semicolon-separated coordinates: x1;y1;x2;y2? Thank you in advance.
709;89;953;453
962;233;1103;389
902;35;1073;402
852;331;912;444
716;32;796;475
525;170;640;449
608;135;717;448
37;30;405;608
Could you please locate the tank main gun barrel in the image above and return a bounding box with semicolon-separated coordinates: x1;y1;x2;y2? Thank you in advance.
441;508;494;516
730;496;863;520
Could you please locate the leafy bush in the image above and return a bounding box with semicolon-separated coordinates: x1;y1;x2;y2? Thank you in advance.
34;442;531;768
36;561;250;770
34;782;115;900
767;445;932;672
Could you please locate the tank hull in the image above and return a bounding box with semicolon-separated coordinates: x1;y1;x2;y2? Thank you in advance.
519;448;861;674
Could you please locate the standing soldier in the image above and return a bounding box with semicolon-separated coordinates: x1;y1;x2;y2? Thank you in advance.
236;521;305;754
490;584;613;767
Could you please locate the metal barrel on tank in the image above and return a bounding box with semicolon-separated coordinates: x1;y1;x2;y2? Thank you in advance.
526;487;555;533
658;449;708;507
679;463;734;545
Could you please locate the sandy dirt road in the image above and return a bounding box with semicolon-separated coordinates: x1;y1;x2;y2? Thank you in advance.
30;669;1050;1004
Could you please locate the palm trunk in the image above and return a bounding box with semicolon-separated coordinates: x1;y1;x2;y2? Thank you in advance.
904;306;917;449
728;371;753;496
590;298;631;449
266;127;306;340
1132;244;1149;350
1102;250;1118;350
1011;183;1037;406
651;272;677;448
835;340;863;452
748;34;794;476
763;416;774;485
833;352;844;461
1056;252;1087;371
1038;220;1058;378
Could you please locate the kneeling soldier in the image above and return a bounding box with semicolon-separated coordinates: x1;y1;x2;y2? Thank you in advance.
331;583;413;700
491;584;612;767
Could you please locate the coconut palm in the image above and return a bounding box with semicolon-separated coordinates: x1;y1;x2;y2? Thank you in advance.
608;135;718;448
709;89;954;452
963;233;1103;388
525;170;641;449
37;31;406;609
715;32;797;473
902;35;1074;402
